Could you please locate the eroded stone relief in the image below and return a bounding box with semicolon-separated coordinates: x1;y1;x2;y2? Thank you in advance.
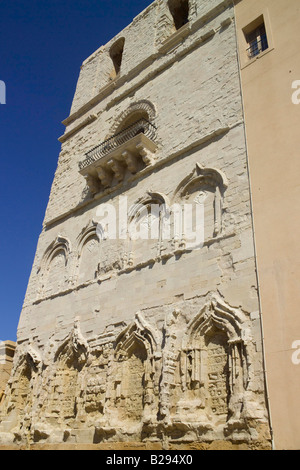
0;298;270;448
37;237;71;298
34;163;229;303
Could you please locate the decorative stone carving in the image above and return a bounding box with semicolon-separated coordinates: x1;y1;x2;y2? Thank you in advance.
122;150;139;174
13;344;42;375
39;321;89;430
107;312;161;432
136;142;155;166
159;309;181;423
0;342;42;444
56;320;89;368
107;158;125;182
84;174;101;196
107;100;156;138
37;236;71;299
179;295;253;433
97;166;113;188
174;163;228;239
126;191;170;267
75;221;100;285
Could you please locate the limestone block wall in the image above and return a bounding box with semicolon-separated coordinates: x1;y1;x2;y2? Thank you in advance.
0;342;16;405
0;0;271;449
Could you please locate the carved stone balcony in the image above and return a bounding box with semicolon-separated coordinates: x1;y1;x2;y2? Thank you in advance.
79;119;158;194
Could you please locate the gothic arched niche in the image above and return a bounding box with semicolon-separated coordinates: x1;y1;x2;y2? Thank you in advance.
46;322;89;423
180;296;249;429
117;337;147;422
111;313;160;425
7;345;41;427
76;223;100;285
173;163;228;242
7;360;33;431
39;237;71;297
191;324;230;421
108;100;156;138
46;249;67;294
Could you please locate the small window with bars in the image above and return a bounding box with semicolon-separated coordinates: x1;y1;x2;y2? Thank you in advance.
246;23;269;59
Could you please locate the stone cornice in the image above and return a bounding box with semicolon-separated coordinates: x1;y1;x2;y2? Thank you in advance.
58;114;97;143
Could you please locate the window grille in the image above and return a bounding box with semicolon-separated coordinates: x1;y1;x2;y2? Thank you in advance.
246;23;268;58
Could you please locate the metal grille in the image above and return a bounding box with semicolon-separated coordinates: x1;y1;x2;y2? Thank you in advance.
79;119;157;170
246;33;268;58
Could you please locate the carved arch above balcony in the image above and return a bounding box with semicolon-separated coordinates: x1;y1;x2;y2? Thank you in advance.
79;101;158;195
108;100;157;137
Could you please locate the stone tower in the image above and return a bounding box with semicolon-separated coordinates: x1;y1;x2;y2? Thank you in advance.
0;0;271;449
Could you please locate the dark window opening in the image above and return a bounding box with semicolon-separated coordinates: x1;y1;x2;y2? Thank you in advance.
109;37;125;76
168;0;189;31
245;22;268;59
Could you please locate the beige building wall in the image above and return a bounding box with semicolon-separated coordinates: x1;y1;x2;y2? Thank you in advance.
234;0;300;450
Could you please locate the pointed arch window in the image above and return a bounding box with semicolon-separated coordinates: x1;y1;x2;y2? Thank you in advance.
168;0;190;30
109;37;125;78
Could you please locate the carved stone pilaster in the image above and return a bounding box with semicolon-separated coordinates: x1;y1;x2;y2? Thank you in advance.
159;309;180;423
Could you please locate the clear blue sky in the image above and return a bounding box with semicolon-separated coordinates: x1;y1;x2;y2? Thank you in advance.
0;0;153;342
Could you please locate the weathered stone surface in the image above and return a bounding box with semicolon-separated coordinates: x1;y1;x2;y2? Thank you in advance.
0;342;16;406
0;0;271;449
